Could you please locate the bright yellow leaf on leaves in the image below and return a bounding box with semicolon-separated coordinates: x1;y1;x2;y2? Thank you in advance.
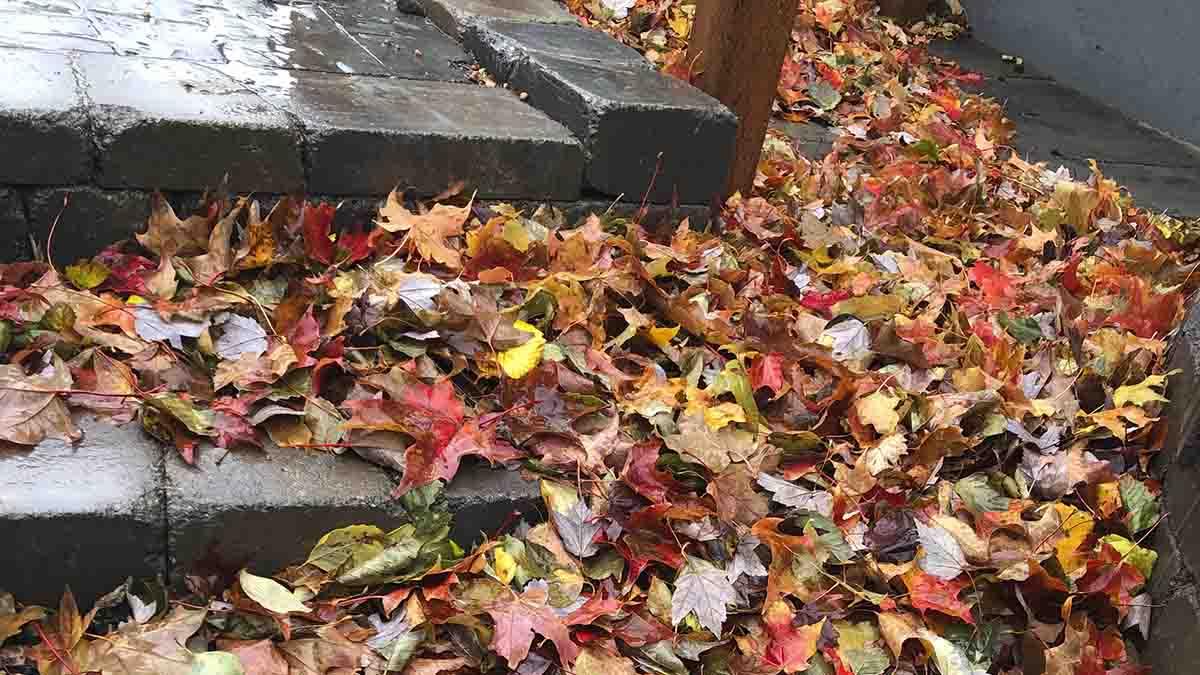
497;321;546;379
647;324;680;349
857;389;901;435
1113;373;1170;408
1053;504;1094;575
493;547;517;584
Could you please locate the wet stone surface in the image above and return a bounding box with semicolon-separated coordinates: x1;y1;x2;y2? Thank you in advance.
79;53;305;192
417;0;577;38
465;20;737;203
0;417;165;605
0;48;92;186
283;71;584;198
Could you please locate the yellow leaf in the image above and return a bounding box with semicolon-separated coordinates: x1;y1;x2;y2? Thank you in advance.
647;324;680;349
497;321;546;379
1096;482;1122;518
239;569;310;614
1113;373;1170;408
493;547;517;584
856;389;901;435
540;480;579;514
1053;504;1094;575
704;402;746;430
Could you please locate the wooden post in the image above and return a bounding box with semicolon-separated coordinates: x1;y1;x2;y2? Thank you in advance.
686;0;800;197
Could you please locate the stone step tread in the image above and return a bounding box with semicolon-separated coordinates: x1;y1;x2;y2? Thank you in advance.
0;416;540;604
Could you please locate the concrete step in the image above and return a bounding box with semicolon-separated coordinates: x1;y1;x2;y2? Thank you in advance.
0;416;540;605
931;38;1200;217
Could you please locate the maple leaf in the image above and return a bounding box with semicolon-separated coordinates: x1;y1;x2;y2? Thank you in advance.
551;497;603;558
485;585;580;668
902;569;975;624
0;355;81;445
708;464;770;526
622;439;680;504
376;190;469;269
663;413;757;473
756;473;833;515
916;519;968;580
394;414;521;496
671;555;736;635
763;600;823;673
138;191;216;257
301;201;338;265
752;517;831;604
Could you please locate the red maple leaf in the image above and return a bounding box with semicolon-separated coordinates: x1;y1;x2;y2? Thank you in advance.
394;412;521;496
621;440;679;504
969;260;1018;310
763;600;822;673
302;203;337;265
750;352;787;394
903;569;975;624
1079;543;1145;618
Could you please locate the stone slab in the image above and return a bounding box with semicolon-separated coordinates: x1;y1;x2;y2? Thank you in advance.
0;188;30;263
165;444;539;575
972;75;1200;170
464;20;737;203
0;48;92;186
221;5;471;81
417;0;576;38
25;187;150;265
77;53;304;193
283;71;584;198
0;416;165;605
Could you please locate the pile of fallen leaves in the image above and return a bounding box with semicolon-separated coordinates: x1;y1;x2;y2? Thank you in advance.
2;1;1196;674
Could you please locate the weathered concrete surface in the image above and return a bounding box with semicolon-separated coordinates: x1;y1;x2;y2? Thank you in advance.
0;48;91;186
934;38;1200;217
165;444;540;576
286;72;584;198
78;54;304;193
1152;302;1200;673
25;187;150;265
959;0;1200;148
418;0;576;38
465;20;737;203
0;417;164;605
0;189;30;263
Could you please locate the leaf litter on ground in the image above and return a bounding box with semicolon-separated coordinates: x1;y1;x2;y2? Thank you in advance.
0;1;1187;674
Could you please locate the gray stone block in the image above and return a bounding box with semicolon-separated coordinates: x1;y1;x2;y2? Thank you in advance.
0;188;30;263
0;417;165;605
417;0;576;38
166;446;539;575
0;48;92;186
284;71;584;198
25;187;149;265
77;54;304;193
464;20;737;203
1146;583;1200;673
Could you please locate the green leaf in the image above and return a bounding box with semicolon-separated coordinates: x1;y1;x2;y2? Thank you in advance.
1100;534;1158;580
304;525;388;573
65;260;111;290
190;651;245;675
337;526;423;585
955;474;1011;514
1118;475;1160;533
0;321;11;354
998;312;1042;345
238;570;310;614
148;394;215;436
